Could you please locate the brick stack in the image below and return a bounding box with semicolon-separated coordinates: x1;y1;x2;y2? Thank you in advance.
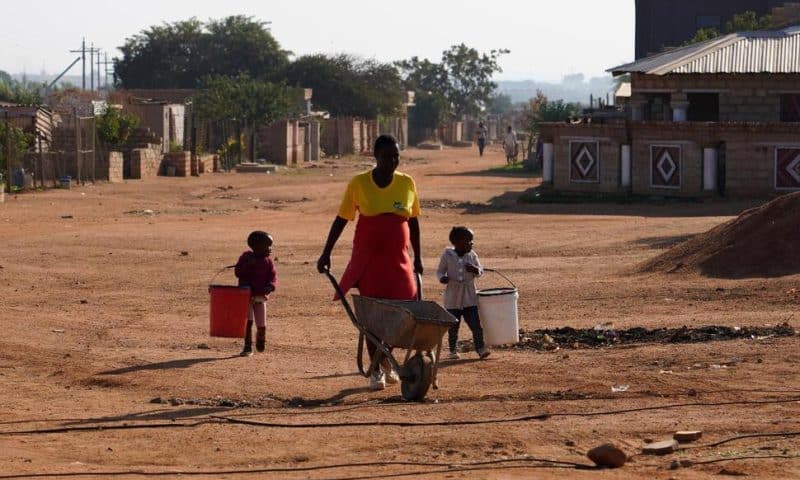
162;152;191;177
130;148;161;179
108;152;124;183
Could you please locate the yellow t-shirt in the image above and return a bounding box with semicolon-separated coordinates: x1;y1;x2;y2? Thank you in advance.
337;170;421;221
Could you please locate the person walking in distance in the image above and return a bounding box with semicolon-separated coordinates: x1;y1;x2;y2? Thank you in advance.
476;122;488;157
503;126;518;165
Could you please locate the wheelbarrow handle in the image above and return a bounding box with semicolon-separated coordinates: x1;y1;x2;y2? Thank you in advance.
321;268;362;333
415;273;423;301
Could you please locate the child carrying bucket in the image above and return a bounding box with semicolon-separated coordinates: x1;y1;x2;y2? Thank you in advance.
235;231;277;356
437;227;491;360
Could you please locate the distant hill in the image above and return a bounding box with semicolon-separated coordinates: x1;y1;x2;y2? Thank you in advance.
11;73;92;89
496;74;616;104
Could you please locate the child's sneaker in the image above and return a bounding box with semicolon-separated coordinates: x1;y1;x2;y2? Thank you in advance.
240;344;253;357
379;359;399;385
448;351;460;360
477;348;492;359
369;370;386;391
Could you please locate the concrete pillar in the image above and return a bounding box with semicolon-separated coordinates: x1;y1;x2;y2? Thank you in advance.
703;147;718;192
671;92;689;122
309;121;320;161
621;144;632;188
543;143;554;184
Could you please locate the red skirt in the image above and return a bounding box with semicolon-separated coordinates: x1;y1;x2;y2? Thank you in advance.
336;213;417;301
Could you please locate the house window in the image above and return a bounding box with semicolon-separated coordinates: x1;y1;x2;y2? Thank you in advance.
781;95;800;122
696;15;721;29
688;93;719;121
644;94;671;121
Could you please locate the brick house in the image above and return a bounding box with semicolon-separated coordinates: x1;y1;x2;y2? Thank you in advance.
539;25;800;197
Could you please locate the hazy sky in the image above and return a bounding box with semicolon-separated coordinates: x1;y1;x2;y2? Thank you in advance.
0;0;635;82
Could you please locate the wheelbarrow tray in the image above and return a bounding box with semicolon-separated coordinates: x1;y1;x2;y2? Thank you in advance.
352;296;457;350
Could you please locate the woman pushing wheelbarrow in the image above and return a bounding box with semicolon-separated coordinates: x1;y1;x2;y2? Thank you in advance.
318;135;453;400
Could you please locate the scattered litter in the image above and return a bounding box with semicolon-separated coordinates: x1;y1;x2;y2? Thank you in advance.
197;343;210;350
482;323;795;352
659;370;674;375
710;364;727;370
611;385;630;393
52;329;65;334
180;251;189;256
61;215;73;219
80;299;88;304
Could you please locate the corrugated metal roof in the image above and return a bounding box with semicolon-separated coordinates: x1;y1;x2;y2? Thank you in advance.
609;26;800;75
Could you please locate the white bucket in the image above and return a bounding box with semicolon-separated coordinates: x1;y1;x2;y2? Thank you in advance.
478;286;519;346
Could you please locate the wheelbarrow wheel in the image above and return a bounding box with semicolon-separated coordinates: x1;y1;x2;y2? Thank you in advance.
401;353;433;402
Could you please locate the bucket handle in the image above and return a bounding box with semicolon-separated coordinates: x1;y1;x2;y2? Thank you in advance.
482;268;517;290
208;265;236;290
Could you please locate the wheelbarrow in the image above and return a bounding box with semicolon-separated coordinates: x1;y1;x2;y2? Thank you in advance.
323;269;457;401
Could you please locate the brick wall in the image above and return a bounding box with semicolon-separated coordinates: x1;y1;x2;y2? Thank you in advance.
322;117;359;156
540;120;800;197
632;73;800;122
541;123;629;194
258;120;293;164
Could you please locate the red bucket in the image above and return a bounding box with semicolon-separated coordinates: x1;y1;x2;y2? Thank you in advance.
208;285;251;338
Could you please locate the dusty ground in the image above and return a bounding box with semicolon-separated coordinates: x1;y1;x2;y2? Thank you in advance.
0;144;798;479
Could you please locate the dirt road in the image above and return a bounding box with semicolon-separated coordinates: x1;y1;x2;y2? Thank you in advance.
1;144;798;479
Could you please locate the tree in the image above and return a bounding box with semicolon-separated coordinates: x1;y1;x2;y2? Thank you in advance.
194;74;298;164
114;16;289;89
487;92;514;115
284;54;403;118
684;11;772;46
0;122;33;185
96;107;140;145
0;70;42;105
397;44;509;120
523;90;579;160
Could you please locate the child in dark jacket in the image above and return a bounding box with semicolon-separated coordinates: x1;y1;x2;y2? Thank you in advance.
235;231;277;356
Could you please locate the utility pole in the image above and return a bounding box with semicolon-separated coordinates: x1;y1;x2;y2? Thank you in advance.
5;112;12;193
100;52;115;89
96;49;102;91
69;38;86;89
90;43;94;91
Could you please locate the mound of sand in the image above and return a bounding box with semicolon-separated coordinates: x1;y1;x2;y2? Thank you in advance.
639;192;800;278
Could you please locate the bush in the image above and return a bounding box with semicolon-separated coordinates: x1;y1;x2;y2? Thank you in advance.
96;107;140;145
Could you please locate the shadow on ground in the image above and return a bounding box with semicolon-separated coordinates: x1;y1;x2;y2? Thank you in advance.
98;355;239;375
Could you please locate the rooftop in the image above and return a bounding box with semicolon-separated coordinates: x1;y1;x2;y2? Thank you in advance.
610;25;800;75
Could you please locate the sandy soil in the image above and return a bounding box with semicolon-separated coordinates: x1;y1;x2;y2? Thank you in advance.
0;144;798;479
